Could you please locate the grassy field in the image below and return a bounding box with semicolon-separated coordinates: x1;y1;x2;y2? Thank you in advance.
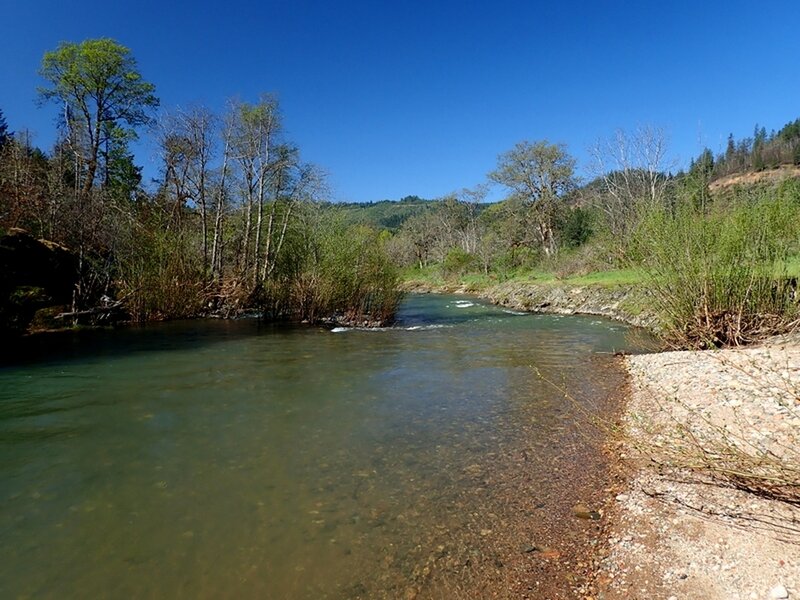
404;255;800;296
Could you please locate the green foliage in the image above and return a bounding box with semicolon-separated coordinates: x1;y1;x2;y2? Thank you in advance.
104;127;142;200
331;197;438;232
441;247;477;277
260;216;403;324
39;39;158;130
778;118;800;142
39;38;158;194
690;148;715;179
114;207;207;322
557;206;593;248
491;247;541;279
632;186;800;347
678;162;713;211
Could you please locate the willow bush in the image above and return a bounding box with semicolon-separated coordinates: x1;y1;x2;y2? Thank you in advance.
302;224;403;325
257;216;403;325
632;185;800;347
115;218;208;322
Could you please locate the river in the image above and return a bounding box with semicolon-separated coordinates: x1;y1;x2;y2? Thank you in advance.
0;294;649;598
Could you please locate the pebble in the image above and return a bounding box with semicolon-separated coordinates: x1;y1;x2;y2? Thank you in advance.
770;585;789;599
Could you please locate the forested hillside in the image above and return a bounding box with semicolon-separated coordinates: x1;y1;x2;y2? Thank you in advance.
333;196;439;232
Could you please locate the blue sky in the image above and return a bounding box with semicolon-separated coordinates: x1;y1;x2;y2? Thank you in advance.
2;0;799;202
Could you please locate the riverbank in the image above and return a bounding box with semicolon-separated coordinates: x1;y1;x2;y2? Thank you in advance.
403;280;800;598
401;277;657;331
594;336;800;599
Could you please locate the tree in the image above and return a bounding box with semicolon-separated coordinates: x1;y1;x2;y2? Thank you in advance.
690;148;714;179
0;130;49;231
38;38;158;197
489;140;576;256
752;124;767;171
589;126;672;256
260;144;324;281
157;106;217;275
684;148;715;211
401;210;440;268
0;109;11;148
225;96;282;282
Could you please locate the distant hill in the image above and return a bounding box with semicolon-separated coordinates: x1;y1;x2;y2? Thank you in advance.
696;117;800;183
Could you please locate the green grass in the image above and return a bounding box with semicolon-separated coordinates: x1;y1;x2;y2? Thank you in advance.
556;268;643;286
782;254;800;278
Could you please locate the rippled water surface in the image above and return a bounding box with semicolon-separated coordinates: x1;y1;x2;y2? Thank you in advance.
0;295;648;598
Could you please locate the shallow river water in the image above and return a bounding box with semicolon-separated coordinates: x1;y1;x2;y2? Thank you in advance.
0;294;648;599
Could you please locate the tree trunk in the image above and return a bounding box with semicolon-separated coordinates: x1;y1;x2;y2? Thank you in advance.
211;140;230;282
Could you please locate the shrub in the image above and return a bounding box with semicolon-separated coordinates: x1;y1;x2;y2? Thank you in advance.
268;220;403;325
632;186;800;347
441;247;477;277
115;220;207;322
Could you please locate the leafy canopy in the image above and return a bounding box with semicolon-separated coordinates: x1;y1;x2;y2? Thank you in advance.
489;140;576;203
38;38;158;138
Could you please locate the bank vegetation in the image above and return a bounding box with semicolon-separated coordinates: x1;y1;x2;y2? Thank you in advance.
0;39;401;335
387;126;800;349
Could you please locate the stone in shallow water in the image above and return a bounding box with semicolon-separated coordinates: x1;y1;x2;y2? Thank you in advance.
572;504;601;520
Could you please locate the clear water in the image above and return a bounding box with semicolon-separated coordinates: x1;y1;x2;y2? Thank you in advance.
0;294;646;598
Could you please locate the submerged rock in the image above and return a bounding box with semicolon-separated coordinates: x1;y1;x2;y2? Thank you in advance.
572;504;602;520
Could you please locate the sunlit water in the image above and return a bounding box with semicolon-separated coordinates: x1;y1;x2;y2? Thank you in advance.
0;295;647;598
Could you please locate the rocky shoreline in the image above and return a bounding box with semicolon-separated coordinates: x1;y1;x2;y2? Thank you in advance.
594;338;800;600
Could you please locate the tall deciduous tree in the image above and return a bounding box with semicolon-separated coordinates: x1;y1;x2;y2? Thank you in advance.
226;96;281;282
158;106;217;275
38;38;158;197
489;140;576;256
589;126;672;254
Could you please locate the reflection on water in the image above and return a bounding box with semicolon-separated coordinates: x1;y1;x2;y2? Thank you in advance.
0;295;647;598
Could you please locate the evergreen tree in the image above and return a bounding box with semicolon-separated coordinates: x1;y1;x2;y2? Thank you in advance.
0;108;10;147
778;118;800;142
725;133;735;163
752;124;767;171
690;148;715;178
